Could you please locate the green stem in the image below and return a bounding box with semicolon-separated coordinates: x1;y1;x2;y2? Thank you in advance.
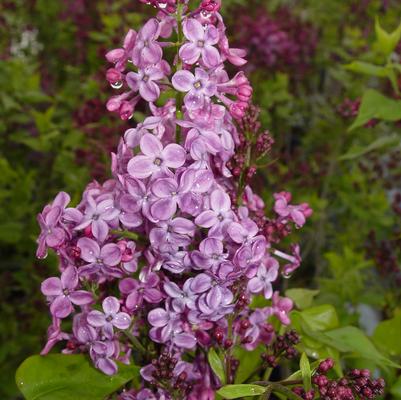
110;229;139;241
124;330;147;355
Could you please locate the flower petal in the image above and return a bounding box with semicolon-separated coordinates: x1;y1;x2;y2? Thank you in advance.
69;290;93;305
127;155;158;179
179;43;201;64
162;144;186;169
61;266;79;290
183;18;204;41
87;310;106;327
103;296;120;314
172;70;194;92
101;244;122;266
140;133;163;157
78;237;100;263
113;312;131;329
50;296;73;319
41;277;62;296
148;308;169;327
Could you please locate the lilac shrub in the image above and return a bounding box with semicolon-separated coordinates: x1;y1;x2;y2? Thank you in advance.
36;0;314;397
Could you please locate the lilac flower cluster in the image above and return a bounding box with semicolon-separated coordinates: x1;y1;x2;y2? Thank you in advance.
36;0;311;397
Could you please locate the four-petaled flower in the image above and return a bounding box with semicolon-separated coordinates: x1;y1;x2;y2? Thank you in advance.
132;18;162;66
41;266;93;318
128;133;186;179
87;296;131;339
179;18;220;67
126;65;164;102
77;237;122;277
247;257;279;299
172;68;216;110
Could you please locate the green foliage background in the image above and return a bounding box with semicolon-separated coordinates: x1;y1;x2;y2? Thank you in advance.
1;0;400;398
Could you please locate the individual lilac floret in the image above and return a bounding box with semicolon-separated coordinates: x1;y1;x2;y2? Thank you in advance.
268;291;293;325
74;196;119;243
41;266;92;318
274;191;312;228
90;340;118;375
126;65;164;102
77;237;122;278
36;192;70;259
172;68;216;110
132;18;162;67
247;257;278;299
127;133;186;179
87;296;131;339
180;18;220;67
195;189;234;233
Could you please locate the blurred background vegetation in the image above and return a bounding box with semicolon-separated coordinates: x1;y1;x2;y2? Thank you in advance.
0;0;400;398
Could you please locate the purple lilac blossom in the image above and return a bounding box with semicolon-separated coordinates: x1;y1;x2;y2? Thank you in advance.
34;1;312;397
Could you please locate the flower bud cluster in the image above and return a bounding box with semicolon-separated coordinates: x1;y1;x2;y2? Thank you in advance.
293;359;385;400
35;0;312;397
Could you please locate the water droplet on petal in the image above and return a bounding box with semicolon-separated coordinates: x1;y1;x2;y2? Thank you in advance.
282;271;293;279
111;81;123;89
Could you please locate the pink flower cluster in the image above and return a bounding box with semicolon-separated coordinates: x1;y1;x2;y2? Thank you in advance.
36;1;311;398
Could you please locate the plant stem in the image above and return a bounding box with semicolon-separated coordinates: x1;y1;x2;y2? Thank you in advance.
124;330;147;355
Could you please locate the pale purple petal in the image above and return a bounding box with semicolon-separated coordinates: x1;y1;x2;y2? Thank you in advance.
140;133;163;157
61;266;79;290
152;178;177;198
127;155;158;179
103;296;120;314
172;70;194;92
50;296;73;319
151;198;177;220
202;45;220;67
87;310;107;327
101;244;122;266
45;228;65;248
248;277;264;293
139;80;160;102
190;274;211;293
69;290;93;305
174;333;196;349
78;238;100;263
195;210;217;228
179;43;201;64
41;277;62;296
113;312;131;329
163;281;182;298
162;144;186;168
183;18;204;41
97;358;117;376
211;189;230;212
92;220;109;243
148;308;169;327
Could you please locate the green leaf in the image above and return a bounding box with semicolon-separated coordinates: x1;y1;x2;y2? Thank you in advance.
300;353;312;392
344;61;389;77
233;345;264;384
375;17;401;57
391;376;401;399
325;326;401;369
339;134;400;160
373;314;401;356
285;289;319;309
208;348;226;384
349;89;401;130
16;354;139;400
300;305;339;331
217;384;266;399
